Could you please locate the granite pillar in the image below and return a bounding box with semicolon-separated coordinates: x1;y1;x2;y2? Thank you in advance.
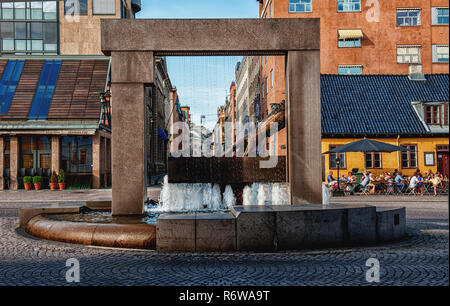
10;136;19;190
92;132;101;189
286;50;322;204
0;136;3;190
111;51;153;216
51;136;60;175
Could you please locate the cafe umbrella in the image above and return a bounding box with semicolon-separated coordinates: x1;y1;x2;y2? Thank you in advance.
322;138;411;194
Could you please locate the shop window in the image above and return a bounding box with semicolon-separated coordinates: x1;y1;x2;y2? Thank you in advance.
19;136;51;169
61;136;93;174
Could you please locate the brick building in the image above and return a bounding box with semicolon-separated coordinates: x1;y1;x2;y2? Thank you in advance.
256;0;449;177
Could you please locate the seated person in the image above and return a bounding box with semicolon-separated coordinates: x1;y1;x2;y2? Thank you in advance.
394;171;406;193
429;174;441;196
409;174;418;192
327;171;337;187
350;172;370;195
347;172;356;183
416;173;424;195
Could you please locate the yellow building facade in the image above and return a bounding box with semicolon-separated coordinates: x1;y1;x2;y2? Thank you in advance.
322;137;450;178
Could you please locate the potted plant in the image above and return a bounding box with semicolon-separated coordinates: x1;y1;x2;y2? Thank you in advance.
49;171;58;190
23;176;33;191
33;176;43;191
58;169;66;190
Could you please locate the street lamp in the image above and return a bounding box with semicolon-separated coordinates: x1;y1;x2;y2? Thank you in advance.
333;156;345;196
336;157;341;192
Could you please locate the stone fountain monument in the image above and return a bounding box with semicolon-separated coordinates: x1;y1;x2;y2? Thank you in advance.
20;18;406;251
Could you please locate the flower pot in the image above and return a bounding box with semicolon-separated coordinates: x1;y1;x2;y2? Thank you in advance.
50;183;58;190
24;183;33;191
58;182;66;190
34;183;42;191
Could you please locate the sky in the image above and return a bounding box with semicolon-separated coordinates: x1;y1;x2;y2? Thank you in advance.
136;0;260;131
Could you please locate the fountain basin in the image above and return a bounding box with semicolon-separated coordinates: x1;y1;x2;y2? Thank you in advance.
20;203;406;252
26;213;156;249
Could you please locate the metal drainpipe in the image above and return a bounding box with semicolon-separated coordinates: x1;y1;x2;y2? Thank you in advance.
396;134;401;170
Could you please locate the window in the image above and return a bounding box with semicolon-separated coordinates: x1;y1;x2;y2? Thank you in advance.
397;45;421;64
270;1;273;18
337;0;360;12
43;1;56;20
93;0;116;15
338;37;361;47
397;9;421;26
289;0;312;13
424;105;442;125
432;7;449;25
329;145;346;169
401;144;418;168
1;2;14;20
61;136;93;175
338;29;363;47
432;44;449;63
270;69;273;88
19;136;52;170
365;152;382;169
65;0;88;16
0;1;58;55
261;82;264;99
338;65;362;74
265;77;268;95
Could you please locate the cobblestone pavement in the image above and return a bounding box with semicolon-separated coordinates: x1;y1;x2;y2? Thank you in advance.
0;190;448;286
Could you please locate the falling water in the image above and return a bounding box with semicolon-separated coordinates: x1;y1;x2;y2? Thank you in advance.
151;176;290;213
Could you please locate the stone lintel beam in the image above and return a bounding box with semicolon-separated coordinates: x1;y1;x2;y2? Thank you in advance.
102;19;320;55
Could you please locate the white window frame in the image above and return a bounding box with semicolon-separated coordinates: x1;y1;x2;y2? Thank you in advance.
337;0;361;12
288;0;312;13
397;45;421;64
396;8;421;26
432;44;449;63
432;7;449;25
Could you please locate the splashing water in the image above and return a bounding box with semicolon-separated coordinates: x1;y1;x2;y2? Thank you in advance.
322;183;330;206
223;185;236;209
151;176;291;213
242;185;255;206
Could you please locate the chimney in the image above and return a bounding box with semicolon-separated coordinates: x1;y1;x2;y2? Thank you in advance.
408;64;426;81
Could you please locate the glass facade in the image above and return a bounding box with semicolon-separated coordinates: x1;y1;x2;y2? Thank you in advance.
61;136;93;175
0;1;58;55
19;136;52;173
